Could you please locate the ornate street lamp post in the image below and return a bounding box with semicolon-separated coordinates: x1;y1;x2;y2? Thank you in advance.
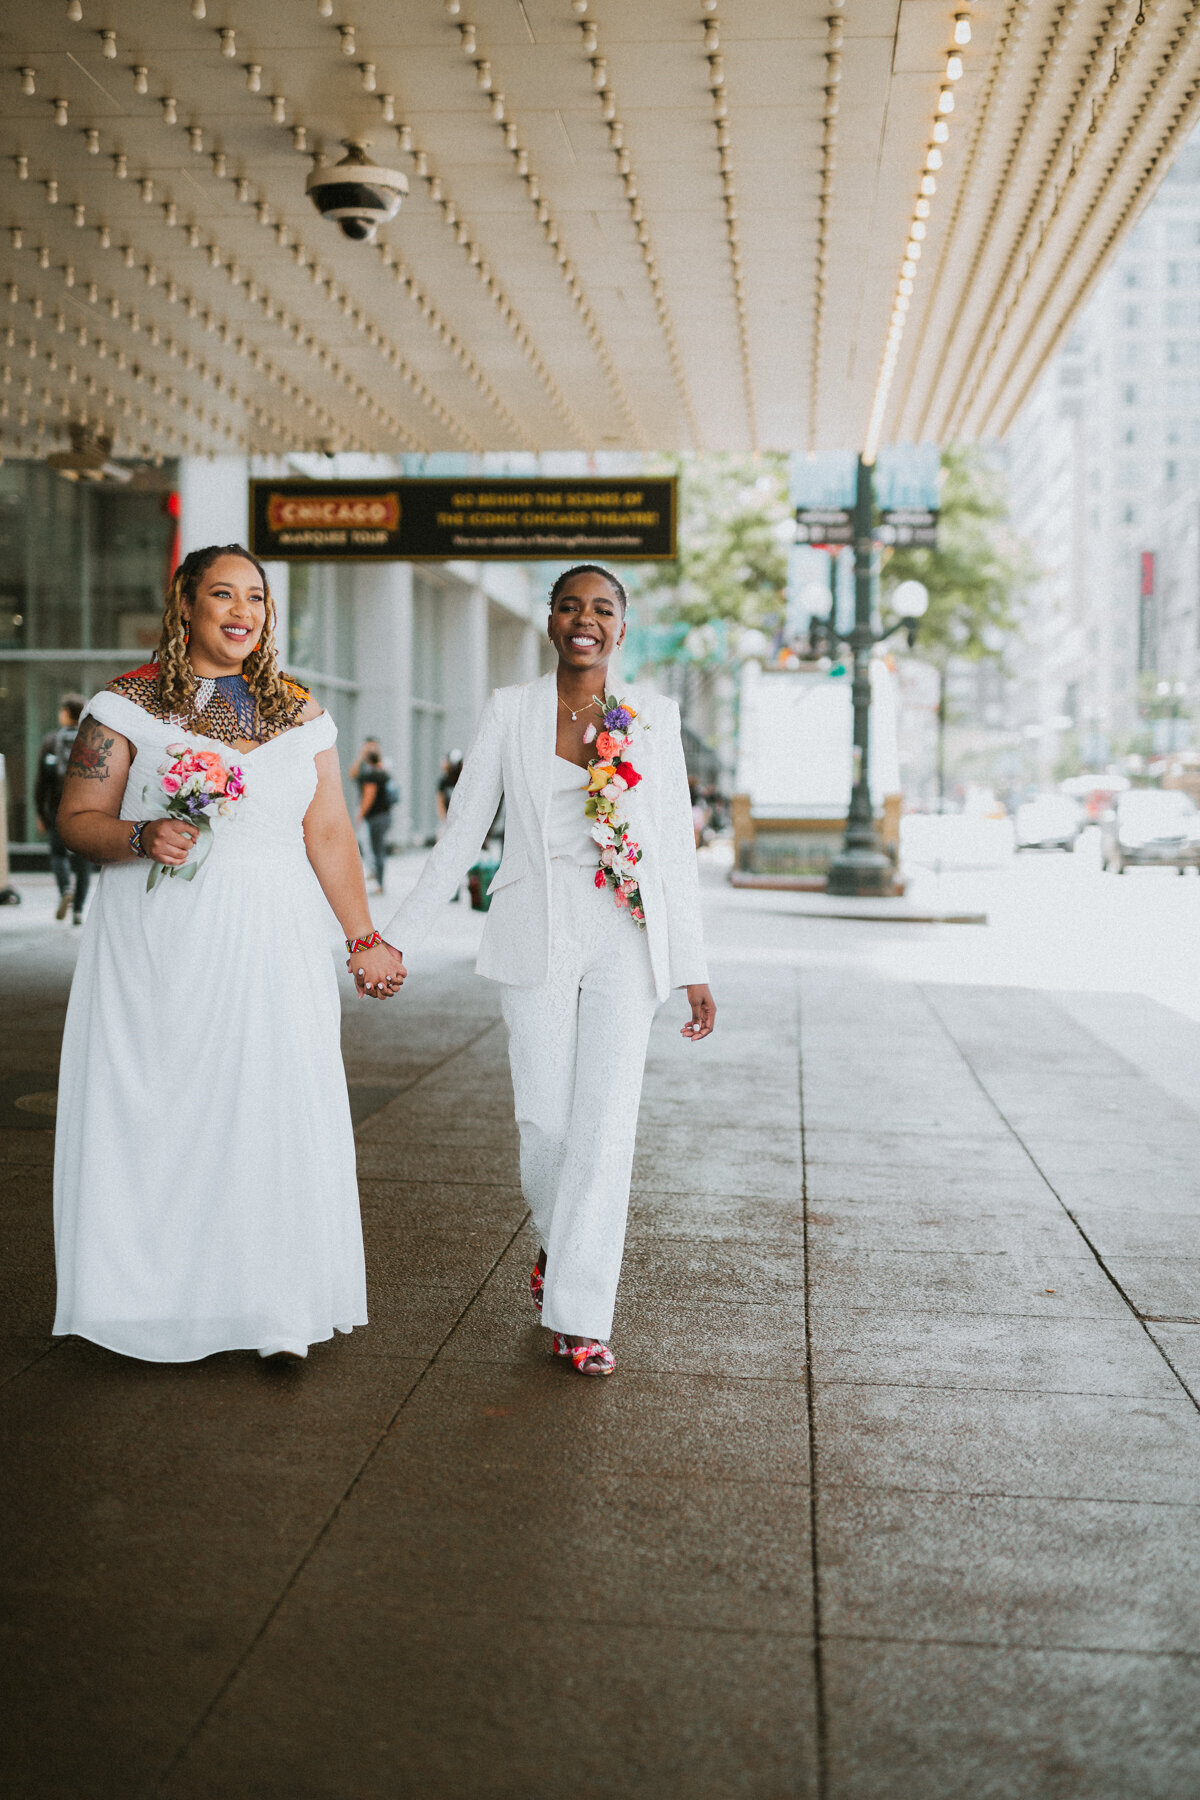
826;456;928;897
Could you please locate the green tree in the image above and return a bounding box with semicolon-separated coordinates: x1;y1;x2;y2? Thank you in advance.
634;453;790;631
882;444;1030;657
881;445;1033;803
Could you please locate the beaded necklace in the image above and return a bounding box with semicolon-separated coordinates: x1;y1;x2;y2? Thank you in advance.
194;674;261;740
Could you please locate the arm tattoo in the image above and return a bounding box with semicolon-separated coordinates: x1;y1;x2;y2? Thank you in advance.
66;717;116;782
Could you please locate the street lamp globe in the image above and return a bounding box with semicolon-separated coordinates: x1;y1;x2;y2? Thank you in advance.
892;578;929;618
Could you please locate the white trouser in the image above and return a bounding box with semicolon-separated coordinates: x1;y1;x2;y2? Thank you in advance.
500;860;660;1340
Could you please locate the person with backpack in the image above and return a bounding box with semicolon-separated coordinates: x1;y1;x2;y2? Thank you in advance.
34;693;92;924
352;739;396;894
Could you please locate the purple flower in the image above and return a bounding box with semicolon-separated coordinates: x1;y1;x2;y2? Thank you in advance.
604;706;632;732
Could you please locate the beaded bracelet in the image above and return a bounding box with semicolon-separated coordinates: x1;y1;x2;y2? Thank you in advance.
345;930;384;955
129;822;149;859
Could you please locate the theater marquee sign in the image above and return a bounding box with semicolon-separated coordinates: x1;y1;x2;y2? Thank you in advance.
249;477;676;562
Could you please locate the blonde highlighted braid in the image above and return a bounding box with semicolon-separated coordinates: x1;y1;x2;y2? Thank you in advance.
155;544;304;730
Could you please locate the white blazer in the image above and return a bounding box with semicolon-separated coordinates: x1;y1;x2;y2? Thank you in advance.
383;672;708;1002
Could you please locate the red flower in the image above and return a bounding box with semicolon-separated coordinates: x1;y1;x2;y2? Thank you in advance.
615;761;642;788
594;869;607;889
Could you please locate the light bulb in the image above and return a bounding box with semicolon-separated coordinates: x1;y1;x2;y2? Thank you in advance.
932;120;949;143
926;146;942;169
954;15;971;44
938;87;955;112
945;54;963;80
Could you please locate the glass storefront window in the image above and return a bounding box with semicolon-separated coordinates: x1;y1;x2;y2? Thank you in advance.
0;459;178;845
288;563;356;681
1;656;133;846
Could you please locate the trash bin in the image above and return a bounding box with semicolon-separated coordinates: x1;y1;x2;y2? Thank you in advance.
467;855;501;912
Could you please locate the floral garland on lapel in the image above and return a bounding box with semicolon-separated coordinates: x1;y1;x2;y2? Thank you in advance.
583;694;647;928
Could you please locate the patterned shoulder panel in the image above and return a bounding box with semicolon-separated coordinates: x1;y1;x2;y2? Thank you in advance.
106;662;165;714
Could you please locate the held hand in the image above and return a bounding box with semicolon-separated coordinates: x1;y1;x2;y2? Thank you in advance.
681;983;716;1042
347;941;407;999
139;818;199;868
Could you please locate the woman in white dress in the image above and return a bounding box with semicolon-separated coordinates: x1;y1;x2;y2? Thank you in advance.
53;544;406;1363
370;564;715;1377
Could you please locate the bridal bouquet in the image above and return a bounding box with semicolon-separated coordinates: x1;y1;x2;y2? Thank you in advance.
142;743;246;890
583;696;647;928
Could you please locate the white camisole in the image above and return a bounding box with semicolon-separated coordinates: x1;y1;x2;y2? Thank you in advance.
548;755;597;866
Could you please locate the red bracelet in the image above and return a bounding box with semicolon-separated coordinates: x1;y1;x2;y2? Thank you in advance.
346;930;383;955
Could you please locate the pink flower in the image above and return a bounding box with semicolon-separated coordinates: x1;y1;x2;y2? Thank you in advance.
602;782;620;800
583;723;597;744
594;869;606;889
613;886;628;908
161;774;181;795
595;730;621;760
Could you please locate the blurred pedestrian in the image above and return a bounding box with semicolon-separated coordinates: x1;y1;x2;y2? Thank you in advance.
689;778;710;849
436;749;463;831
355;744;395;894
347;735;383;784
35;692;91;923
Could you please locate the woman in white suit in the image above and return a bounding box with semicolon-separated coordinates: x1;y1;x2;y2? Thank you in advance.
373;564;715;1376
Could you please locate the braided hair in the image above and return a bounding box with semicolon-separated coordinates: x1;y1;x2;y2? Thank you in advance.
155;543;299;726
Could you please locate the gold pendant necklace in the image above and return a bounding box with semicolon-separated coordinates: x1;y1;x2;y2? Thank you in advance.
557;692;597;724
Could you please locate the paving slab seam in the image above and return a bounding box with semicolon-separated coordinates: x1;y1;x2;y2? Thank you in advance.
819;1482;1200;1507
823;1631;1200;1658
797;977;831;1800
0;1339;59;1394
349;1016;502;1101
149;1170;530;1792
919;986;1200;1417
818;1377;1186;1400
405;1604;817;1639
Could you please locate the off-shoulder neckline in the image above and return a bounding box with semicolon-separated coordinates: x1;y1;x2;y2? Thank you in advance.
90;689;331;758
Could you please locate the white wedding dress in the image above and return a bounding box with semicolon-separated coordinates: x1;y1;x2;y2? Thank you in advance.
52;689;368;1362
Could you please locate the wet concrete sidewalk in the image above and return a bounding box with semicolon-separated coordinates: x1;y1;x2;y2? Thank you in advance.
2;884;1199;1798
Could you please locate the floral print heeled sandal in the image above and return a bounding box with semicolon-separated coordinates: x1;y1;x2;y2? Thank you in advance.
552;1333;616;1377
530;1265;544;1313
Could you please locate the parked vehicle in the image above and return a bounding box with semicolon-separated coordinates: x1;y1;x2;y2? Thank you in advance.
1015;793;1082;852
1101;787;1200;873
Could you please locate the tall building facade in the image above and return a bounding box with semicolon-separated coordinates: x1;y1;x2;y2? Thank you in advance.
1002;131;1200;775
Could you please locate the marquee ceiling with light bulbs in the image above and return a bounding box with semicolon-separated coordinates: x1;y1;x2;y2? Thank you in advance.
1;0;1198;463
